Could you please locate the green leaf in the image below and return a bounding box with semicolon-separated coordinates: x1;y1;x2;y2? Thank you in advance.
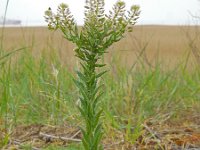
73;79;90;101
76;70;87;81
91;84;104;101
79;97;88;110
0;47;25;65
96;70;108;78
73;79;84;89
93;109;103;128
78;106;86;118
80;62;90;74
95;64;106;68
80;128;90;150
93;92;104;108
92;124;103;149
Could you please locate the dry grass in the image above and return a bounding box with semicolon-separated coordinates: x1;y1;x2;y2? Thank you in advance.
1;25;199;69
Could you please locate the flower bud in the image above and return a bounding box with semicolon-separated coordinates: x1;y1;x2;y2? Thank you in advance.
116;0;125;8
59;3;68;9
131;5;140;13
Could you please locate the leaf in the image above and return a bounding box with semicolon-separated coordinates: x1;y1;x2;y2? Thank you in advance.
0;47;25;65
93;109;103;128
95;64;106;68
91;84;104;101
96;70;108;78
80;127;90;149
79;88;90;102
93;92;104;106
73;79;89;101
75;54;86;61
82;138;89;150
79;97;88;110
92;124;103;149
73;79;84;89
80;62;90;74
76;70;87;81
78;106;85;118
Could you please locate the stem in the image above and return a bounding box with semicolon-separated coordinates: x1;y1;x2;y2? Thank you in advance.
0;0;10;52
80;54;103;150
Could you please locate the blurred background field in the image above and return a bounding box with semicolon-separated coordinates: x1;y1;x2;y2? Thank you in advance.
2;25;199;69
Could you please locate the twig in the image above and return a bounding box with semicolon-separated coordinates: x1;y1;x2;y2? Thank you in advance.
70;130;81;139
143;124;168;150
39;132;81;142
142;124;161;140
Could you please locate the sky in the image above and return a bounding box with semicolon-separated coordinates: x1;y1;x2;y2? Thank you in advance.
0;0;200;26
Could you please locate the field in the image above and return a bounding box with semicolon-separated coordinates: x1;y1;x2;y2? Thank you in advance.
1;26;198;69
0;26;200;149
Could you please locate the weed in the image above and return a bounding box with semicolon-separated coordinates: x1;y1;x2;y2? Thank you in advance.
44;0;140;149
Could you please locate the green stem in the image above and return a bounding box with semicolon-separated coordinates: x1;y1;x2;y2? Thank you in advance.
80;55;103;150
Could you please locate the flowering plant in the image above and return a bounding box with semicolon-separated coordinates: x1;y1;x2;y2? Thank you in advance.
45;1;140;149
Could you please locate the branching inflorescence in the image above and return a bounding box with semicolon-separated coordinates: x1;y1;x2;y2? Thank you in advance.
45;0;140;149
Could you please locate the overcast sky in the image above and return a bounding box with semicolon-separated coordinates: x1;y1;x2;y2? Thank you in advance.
0;0;200;26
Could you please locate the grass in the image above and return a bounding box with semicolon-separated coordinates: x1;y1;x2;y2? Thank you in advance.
0;26;200;149
1;26;199;68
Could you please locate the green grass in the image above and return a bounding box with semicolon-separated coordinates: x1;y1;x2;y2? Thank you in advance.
5;49;77;125
0;45;199;149
0;23;200;148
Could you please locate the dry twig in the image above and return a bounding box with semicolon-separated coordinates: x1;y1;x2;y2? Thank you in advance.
39;132;81;142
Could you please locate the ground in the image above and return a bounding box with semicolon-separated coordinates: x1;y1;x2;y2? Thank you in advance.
1;109;200;150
